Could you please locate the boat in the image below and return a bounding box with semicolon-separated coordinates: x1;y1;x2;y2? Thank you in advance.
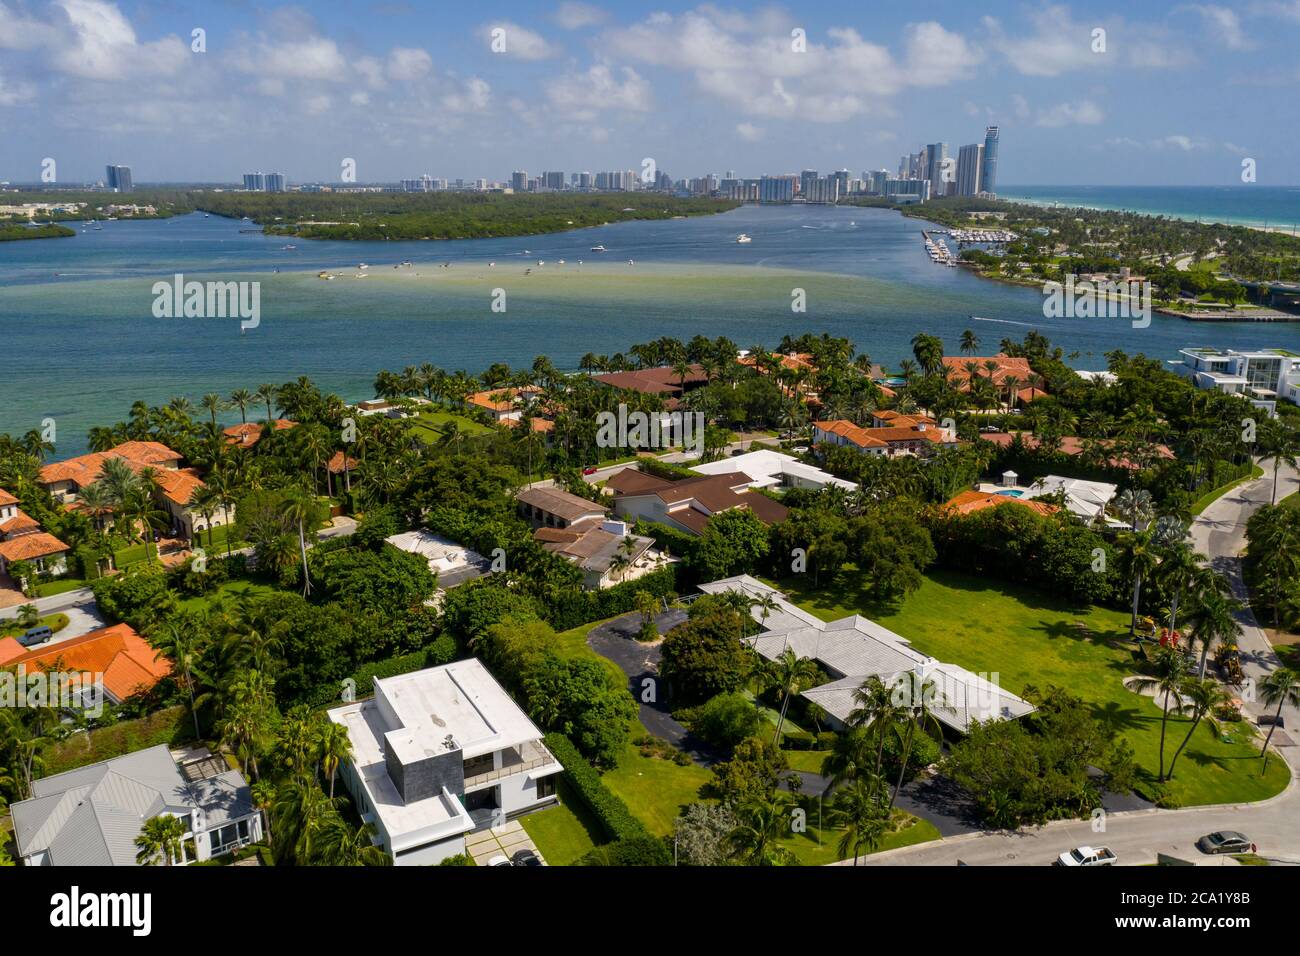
590;244;607;252
735;234;752;243
358;263;369;269
281;244;296;250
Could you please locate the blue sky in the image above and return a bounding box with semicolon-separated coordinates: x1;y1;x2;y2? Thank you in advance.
1;0;1297;185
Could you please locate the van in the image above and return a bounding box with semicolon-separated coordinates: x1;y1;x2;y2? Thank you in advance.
18;625;52;647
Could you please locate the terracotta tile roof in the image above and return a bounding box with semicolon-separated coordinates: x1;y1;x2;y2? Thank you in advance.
941;354;1035;390
326;450;360;473
39;441;182;490
593;365;708;396
739;352;818;373
813;420;887;449
151;468;206;507
0;488;17;506
501;416;555;433
223;419;295;448
0;636;24;666
0;509;42;537
0;531;69;562
467;386;540;412
981;433;1175;469
944;489;1060;517
5;623;172;701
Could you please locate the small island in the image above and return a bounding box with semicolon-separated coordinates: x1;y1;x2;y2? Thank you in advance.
0;223;76;242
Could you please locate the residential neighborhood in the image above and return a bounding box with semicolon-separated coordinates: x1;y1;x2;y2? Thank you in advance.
1;327;1298;883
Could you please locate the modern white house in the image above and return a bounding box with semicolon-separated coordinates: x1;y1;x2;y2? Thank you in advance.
327;658;562;866
1172;347;1300;416
691;449;859;493
973;473;1121;527
698;575;1035;734
10;745;262;866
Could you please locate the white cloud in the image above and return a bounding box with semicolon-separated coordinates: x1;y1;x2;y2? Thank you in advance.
736;121;764;141
1187;5;1253;50
484;21;558;60
545;63;651;119
902;21;983;86
442;77;491;113
232;35;349;81
554;2;606;30
0;70;35;105
1035;99;1105;127
1;0;188;80
387;47;433;81
985;5;1190;76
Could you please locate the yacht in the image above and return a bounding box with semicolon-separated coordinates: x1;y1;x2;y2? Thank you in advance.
735;234;752;243
590;244;607;252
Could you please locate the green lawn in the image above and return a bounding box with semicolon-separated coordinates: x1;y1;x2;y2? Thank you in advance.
1191;465;1264;516
771;568;1290;808
33;578;87;597
177;578;280;612
781;749;830;774
781;812;942;866
407;408;494;444
0;612;68;639
602;722;715;838
518;779;604;866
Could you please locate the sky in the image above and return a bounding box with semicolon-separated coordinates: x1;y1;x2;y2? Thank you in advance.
1;0;1298;186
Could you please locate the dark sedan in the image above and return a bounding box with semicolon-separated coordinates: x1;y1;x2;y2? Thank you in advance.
1196;831;1253;855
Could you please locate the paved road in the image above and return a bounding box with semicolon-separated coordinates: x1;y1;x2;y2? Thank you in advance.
852;458;1300;866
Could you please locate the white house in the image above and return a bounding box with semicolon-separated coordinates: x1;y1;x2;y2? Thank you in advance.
327;658;562;866
10;745;262;866
1172;347;1300;416
691;449;858;493
1024;475;1119;526
698;576;1034;734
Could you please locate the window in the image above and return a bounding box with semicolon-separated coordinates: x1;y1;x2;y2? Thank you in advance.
463;752;495;778
536;775;556;799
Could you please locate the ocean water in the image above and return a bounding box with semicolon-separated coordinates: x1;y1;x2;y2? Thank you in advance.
3;203;1299;455
999;185;1300;231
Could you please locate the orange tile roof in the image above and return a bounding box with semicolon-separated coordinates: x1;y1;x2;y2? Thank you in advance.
944;489;1060;517
223;419;295;448
942;355;1037;391
5;623;172;701
151;468;206;507
0;488;17;506
468;386;540;412
0;509;41;537
0;637;24;666
39;441;181;490
981;433;1175;469
326;450;360;473
0;531;69;562
813;420;888;449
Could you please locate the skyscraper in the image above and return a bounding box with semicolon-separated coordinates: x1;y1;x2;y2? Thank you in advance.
243;172;265;191
981;126;999;196
926;143;949;198
105;165;133;192
265;172;286;192
956;144;984;197
799;169;818;198
511;170;529;192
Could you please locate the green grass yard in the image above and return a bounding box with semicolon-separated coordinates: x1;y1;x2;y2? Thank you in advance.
177;578;279;612
518;779;604;866
406;408;494;444
1191;465;1264;516
770;568;1289;807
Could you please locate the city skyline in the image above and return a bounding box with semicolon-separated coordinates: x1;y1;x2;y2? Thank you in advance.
1;1;1298;186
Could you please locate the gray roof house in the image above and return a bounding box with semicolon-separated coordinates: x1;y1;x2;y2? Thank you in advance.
699;575;1035;734
10;745;263;866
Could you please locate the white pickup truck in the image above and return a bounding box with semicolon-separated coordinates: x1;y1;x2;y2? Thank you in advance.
1055;846;1117;867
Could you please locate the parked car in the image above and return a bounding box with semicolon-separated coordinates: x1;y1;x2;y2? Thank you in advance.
487;855;512;867
1055;846;1117;866
1196;831;1254;855
582;466;598;476
791;446;809;454
511;848;542;867
19;625;53;647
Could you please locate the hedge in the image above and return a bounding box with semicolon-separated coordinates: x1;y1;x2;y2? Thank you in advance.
309;634;458;706
43;705;192;775
545;565;682;631
633;519;699;565
542;732;650;843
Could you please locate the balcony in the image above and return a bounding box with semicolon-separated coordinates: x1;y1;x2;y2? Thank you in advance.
463;741;556;789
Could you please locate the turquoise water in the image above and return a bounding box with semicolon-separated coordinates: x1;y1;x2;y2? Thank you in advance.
3;203;1300;455
999;185;1300;230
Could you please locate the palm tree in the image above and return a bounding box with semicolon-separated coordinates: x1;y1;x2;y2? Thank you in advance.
229;388;254;425
764;648;819;745
830;778;891;864
959;329;979;356
1130;646;1191;782
1156;541;1201;634
279;487;316;596
1166;677;1230;780
1259;668;1300;773
729;793;796;866
255;383;278;425
1113;488;1154;531
1259;419;1300;505
251;780;276;848
847;675;903;783
888;673;943;810
273;780;337;866
135;814;187;866
187;483;222;551
318;720;353;800
200;393;226;428
1119;527;1159;636
1186;588;1242;679
318;817;389;866
148;620;203;738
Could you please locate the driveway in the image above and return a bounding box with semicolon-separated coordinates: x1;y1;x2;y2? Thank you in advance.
464;819;547;866
586;608;727;766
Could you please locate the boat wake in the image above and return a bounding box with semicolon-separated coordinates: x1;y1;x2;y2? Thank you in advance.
970;316;1036;327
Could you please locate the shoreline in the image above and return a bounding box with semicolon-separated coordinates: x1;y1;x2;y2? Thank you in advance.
998;191;1300;235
